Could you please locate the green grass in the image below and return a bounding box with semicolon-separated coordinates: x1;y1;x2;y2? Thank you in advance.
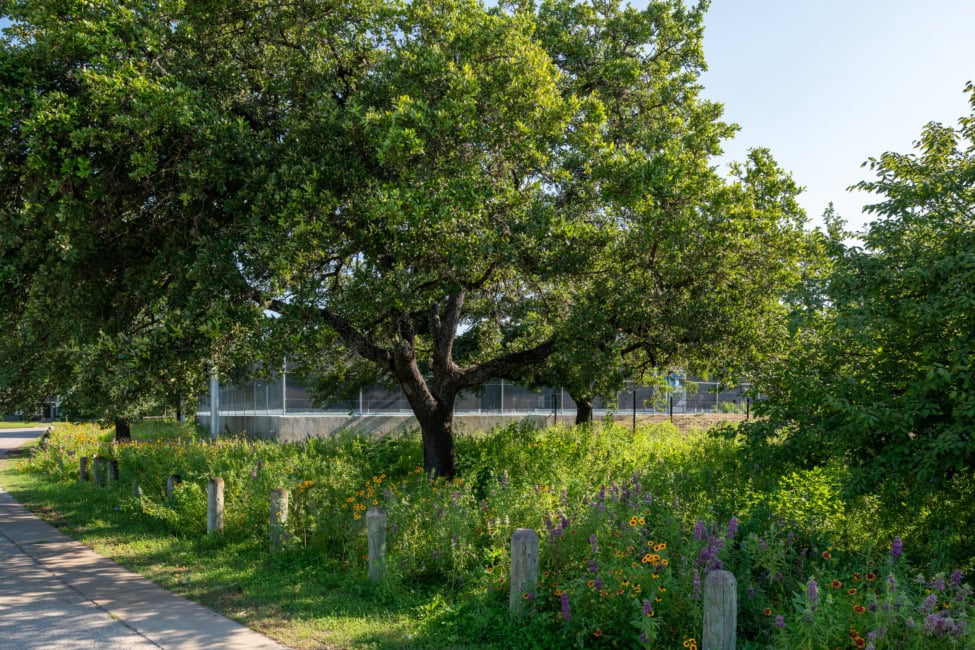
0;421;46;428
0;451;439;649
2;420;972;649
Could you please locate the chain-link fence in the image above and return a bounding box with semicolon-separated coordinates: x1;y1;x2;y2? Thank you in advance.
198;376;754;417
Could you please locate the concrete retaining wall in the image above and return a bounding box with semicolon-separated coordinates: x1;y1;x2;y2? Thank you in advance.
206;412;747;441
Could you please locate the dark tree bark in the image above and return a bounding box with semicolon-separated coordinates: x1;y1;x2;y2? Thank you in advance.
114;418;131;443
574;396;593;425
392;351;459;478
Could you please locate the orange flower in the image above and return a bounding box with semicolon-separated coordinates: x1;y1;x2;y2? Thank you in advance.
763;608;772;616
831;580;843;589
853;605;866;614
593;630;602;638
865;572;876;581
848;588;857;595
822;551;831;560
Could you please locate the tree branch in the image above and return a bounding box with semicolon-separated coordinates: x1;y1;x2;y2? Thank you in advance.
431;291;464;379
455;336;558;390
263;297;393;370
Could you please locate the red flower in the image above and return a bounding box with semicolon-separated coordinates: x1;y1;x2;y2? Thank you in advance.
848;588;858;595
822;551;831;560
593;629;602;638
853;605;866;614
854;638;866;648
831;580;843;589
763;608;772;616
865;573;876;581
853;572;862;581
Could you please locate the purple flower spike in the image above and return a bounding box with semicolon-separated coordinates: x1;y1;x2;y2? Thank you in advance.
806;578;819;607
642;599;653;616
589;533;598;554
560;592;571;621
588;559;598;574
890;536;903;559
693;519;707;541
726;516;738;538
775;615;785;629
950;570;963;587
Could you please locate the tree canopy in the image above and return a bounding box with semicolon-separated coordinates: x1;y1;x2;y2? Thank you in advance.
745;84;975;515
1;0;811;475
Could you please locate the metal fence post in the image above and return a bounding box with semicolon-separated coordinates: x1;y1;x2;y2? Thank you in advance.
282;362;288;415
209;371;219;441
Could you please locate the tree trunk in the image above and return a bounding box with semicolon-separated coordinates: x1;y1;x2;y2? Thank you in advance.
114;418;131;443
414;401;458;479
392;355;458;478
574;396;593;425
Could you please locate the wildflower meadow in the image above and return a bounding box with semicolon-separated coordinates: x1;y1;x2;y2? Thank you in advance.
10;420;974;649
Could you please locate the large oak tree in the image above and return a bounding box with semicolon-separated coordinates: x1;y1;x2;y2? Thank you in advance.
1;0;810;475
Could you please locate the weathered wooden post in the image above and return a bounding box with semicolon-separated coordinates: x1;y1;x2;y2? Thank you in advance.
107;460;119;484
366;507;387;582
79;456;89;482
269;488;288;550
703;570;737;650
93;457;107;487
509;528;539;616
166;474;181;500
207;478;225;534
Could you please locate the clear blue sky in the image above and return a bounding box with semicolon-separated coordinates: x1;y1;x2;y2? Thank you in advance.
700;0;975;232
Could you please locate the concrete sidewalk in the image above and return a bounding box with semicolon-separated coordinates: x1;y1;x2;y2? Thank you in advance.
0;428;291;649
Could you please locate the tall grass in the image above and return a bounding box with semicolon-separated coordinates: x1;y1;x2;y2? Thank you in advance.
6;419;972;649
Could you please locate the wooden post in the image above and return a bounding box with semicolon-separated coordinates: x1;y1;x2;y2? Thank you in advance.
166;474;181;500
509;528;539;616
703;570;737;650
108;460;119;483
366;507;387;582
270;488;288;550
79;456;89;482
93;457;107;487
207;478;225;534
132;480;143;498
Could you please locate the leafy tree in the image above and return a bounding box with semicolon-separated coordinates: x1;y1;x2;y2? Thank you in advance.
0;0;263;433
510;0;812;421
745;84;975;519
1;0;810;475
